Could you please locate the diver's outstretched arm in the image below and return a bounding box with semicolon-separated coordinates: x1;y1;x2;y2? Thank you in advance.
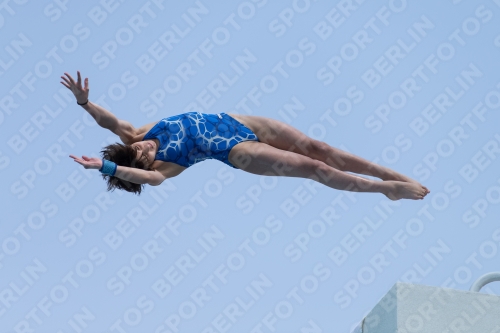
61;71;136;144
69;155;167;186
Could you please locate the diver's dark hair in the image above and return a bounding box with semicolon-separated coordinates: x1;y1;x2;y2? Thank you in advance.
100;143;146;195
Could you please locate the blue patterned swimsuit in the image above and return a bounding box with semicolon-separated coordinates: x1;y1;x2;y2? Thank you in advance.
142;112;259;168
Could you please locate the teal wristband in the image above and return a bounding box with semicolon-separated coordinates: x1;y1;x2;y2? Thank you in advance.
99;159;117;176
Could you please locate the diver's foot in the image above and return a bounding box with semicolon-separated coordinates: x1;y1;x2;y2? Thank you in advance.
383;181;429;201
383;171;430;194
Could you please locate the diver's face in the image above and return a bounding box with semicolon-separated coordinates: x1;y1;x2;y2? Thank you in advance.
130;140;157;169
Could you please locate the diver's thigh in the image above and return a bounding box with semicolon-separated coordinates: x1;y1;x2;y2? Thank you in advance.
228;141;322;177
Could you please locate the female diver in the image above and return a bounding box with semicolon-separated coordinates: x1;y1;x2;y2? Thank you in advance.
63;72;430;200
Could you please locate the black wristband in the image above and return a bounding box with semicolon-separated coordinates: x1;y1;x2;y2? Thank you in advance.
77;99;89;106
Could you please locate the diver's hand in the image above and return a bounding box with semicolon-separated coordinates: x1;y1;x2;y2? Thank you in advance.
60;71;89;105
69;155;102;169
